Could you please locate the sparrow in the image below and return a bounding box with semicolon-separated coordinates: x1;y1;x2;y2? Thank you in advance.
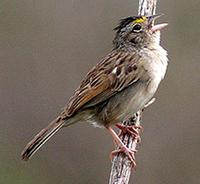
21;14;168;164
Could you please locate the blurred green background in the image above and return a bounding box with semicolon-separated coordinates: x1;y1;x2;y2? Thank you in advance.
0;0;200;183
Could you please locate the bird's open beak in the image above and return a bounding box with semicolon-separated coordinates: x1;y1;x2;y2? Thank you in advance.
148;14;168;32
151;23;168;32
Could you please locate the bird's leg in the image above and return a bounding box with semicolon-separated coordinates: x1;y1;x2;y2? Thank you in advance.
107;127;137;167
115;123;142;143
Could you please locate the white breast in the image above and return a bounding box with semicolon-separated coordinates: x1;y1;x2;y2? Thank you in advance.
155;45;168;80
139;44;168;96
143;45;168;79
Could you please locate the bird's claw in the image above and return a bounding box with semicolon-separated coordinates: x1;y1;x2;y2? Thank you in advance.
116;123;142;143
110;147;137;168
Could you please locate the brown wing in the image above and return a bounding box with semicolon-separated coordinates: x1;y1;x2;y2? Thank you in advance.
63;49;145;117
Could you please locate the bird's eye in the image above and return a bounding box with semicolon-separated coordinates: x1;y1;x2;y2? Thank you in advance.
132;24;142;32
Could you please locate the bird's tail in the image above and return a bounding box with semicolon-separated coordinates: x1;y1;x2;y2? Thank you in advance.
21;117;69;161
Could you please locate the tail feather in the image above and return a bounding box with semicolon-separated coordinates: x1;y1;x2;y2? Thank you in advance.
21;117;67;161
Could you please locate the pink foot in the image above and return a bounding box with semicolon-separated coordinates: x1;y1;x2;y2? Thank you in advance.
115;123;142;143
107;127;138;167
110;147;137;168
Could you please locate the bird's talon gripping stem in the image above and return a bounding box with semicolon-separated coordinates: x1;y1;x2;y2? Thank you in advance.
107;127;138;168
115;123;142;143
110;148;137;167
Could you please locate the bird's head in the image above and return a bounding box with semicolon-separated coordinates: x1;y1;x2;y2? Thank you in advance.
113;14;168;49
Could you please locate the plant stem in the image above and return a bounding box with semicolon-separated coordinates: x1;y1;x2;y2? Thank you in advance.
108;0;157;183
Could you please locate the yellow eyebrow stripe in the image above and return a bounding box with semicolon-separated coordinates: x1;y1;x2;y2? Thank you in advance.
134;16;147;23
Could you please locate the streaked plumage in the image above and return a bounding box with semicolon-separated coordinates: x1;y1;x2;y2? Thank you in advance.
21;15;168;161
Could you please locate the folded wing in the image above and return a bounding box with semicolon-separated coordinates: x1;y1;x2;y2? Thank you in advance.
63;50;145;117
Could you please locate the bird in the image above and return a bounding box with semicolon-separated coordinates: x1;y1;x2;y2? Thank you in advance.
21;14;168;164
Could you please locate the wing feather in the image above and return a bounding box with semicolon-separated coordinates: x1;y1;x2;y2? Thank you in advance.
63;50;144;117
